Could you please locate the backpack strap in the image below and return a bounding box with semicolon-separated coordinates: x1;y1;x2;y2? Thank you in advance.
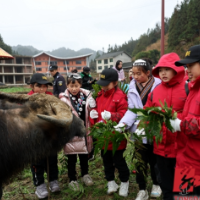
185;81;189;96
149;82;161;102
150;92;153;102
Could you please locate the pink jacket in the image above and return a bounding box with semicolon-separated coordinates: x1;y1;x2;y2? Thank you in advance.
59;88;93;154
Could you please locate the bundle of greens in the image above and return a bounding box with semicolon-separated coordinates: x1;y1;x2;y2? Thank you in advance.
129;101;177;144
89;120;126;155
92;83;101;99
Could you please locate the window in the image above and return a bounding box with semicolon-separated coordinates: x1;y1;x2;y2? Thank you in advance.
64;67;69;70
5;59;13;64
24;58;31;64
77;67;82;70
4;67;13;73
16;57;23;64
98;60;101;64
36;68;42;71
15;67;23;73
110;65;113;68
35;61;41;65
104;66;108;69
98;66;102;70
76;60;82;64
50;61;57;65
63;61;69;65
110;58;113;62
15;75;23;84
104;59;108;64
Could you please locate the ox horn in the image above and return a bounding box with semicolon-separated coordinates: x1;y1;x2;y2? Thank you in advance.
37;114;73;127
0;92;30;102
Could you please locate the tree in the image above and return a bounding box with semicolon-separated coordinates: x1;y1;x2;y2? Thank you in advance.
134;49;160;65
184;0;198;42
107;44;111;53
89;59;96;72
168;4;181;49
0;34;13;54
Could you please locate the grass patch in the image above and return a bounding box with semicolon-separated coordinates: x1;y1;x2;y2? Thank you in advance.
2;152;162;200
0;87;30;93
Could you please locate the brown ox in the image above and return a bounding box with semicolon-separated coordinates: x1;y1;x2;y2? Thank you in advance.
0;92;85;199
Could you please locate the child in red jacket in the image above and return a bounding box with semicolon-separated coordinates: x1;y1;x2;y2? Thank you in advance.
28;73;60;199
144;53;188;200
172;45;200;195
90;68;129;197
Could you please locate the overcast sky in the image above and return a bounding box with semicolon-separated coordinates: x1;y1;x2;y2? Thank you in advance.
1;0;183;52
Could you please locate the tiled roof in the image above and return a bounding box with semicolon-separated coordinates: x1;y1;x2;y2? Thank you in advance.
0;48;14;60
122;62;132;69
33;52;93;60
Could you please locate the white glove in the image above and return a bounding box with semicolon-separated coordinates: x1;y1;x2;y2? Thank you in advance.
113;123;126;133
134;120;140;126
89;98;96;108
101;110;111;120
170;118;181;133
135;128;145;136
90;110;98;119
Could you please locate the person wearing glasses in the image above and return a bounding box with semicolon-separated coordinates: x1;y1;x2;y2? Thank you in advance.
49;65;67;97
59;73;95;191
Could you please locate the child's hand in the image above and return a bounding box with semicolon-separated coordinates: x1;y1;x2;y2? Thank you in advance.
101;110;111;120
89;98;96;108
90;110;98;119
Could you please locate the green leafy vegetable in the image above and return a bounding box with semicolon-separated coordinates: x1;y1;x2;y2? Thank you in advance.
129;100;177;144
89;120;126;155
92;83;101;99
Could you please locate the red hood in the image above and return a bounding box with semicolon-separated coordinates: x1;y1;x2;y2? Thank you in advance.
152;52;185;86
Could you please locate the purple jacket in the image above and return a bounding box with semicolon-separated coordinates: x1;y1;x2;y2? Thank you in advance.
120;77;161;138
112;66;125;81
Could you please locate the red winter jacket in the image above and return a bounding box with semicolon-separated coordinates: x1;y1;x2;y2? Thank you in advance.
90;87;128;150
177;76;200;176
144;53;187;158
27;90;53;96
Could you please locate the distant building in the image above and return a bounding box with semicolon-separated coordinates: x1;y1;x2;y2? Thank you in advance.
0;55;32;85
95;51;132;73
122;62;133;72
32;52;93;75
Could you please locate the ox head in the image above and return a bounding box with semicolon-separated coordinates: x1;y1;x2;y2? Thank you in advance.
0;92;86;141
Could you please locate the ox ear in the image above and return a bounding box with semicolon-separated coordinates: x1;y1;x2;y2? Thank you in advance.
0;92;30;102
37;114;73;127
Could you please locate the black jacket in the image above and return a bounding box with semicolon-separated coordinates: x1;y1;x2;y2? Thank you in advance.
53;72;67;96
80;72;95;90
